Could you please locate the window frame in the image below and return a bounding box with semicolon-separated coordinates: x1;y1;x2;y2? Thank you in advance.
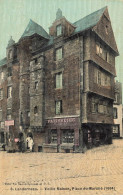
55;72;62;89
7;86;12;98
56;24;62;36
0;89;3;100
55;100;62;115
55;47;63;61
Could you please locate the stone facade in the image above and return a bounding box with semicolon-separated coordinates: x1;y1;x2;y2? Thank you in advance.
0;7;119;152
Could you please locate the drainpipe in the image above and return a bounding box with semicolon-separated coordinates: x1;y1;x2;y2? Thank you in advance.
79;35;84;152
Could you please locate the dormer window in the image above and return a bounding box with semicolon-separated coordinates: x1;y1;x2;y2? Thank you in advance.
8;49;13;59
56;24;62;36
105;25;108;34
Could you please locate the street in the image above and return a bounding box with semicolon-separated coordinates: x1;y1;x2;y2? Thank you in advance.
0;139;123;195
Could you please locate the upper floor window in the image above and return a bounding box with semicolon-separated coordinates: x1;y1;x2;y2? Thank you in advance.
55;47;63;61
0;110;2;121
8;50;13;59
34;106;38;115
0;71;4;80
7;86;12;98
0;89;3;100
113;107;117;119
7;114;11;120
105;25;108;35
56;24;62;36
34;81;38;90
27;111;30;117
96;43;102;56
8;67;12;77
55;72;62;88
55;100;62;115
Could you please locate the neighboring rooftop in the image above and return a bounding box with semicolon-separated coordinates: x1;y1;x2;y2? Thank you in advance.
21;19;50;40
73;6;107;34
0;57;7;67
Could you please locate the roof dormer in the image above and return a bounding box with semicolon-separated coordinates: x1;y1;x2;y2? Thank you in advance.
49;9;76;38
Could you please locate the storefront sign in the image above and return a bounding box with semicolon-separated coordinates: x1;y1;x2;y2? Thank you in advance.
47;118;76;124
5;120;14;126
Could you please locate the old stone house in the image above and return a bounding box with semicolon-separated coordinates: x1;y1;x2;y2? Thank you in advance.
0;7;119;152
113;81;122;138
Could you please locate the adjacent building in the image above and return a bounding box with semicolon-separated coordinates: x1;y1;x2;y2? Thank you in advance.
113;81;123;138
0;7;119;152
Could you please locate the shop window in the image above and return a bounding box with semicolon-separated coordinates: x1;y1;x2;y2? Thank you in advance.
51;129;57;143
34;106;38;115
55;72;62;88
112;125;119;134
0;89;3;100
35;81;38;90
7;86;12;98
55;100;62;115
8;67;12;77
0;132;4;143
113;107;117;119
55;47;63;61
62;130;74;143
56;24;62;36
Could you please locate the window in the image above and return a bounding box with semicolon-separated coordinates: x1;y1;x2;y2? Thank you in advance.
0;71;4;80
7;86;12;98
91;98;98;113
55;72;62;88
55;100;62;115
114;93;118;103
56;24;62;36
27;111;30;117
7;114;11;120
98;104;104;113
62;130;74;143
35;81;38;90
34;106;38;115
105;25;108;34
51;129;57;143
55;47;63;61
8;67;12;77
8;50;13;59
112;125;119;134
97;71;101;85
96;43;103;57
0;89;3;100
113;107;117;119
0;110;2;121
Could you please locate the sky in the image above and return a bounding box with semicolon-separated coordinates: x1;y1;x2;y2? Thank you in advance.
0;0;123;88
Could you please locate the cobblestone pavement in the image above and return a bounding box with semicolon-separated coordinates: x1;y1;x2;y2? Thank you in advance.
0;139;123;195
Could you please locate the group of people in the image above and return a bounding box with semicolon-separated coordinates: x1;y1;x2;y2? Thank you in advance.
17;136;34;152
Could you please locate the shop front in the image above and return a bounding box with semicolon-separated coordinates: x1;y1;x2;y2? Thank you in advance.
43;116;80;153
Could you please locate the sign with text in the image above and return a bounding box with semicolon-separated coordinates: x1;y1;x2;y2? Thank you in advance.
47;117;78;124
5;120;14;126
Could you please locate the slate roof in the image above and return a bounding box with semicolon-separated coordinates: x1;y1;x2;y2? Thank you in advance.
73;6;107;34
21;19;50;40
0;57;7;67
